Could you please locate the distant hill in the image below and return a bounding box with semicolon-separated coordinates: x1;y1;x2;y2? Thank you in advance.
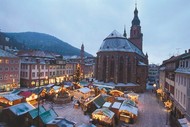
3;32;93;57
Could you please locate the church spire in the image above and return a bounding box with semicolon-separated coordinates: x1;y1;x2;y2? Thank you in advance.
123;25;127;37
132;2;140;26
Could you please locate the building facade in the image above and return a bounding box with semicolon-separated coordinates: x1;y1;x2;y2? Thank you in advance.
95;6;148;92
148;64;159;85
0;49;20;91
159;49;190;124
17;50;66;87
174;50;190;120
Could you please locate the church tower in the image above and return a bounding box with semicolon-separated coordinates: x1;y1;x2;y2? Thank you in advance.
129;4;143;51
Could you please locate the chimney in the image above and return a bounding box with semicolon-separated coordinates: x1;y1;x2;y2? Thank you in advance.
189;49;190;53
185;50;187;53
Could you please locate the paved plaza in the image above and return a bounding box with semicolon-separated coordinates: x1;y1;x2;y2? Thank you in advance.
42;89;170;127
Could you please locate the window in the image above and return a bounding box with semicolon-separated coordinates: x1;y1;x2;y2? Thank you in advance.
15;67;18;71
42;65;44;69
45;72;48;76
0;66;2;71
0;75;3;80
14;60;18;64
181;92;182;104
5;59;9;64
5;67;9;71
10;67;14;71
184;94;186;106
41;72;44;77
33;65;35;69
4;74;8;80
0;59;3;63
10;60;14;64
32;72;35;77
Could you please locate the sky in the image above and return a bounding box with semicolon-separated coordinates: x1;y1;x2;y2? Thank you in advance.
0;0;190;65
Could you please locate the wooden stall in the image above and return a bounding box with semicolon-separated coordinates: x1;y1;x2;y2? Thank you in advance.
92;108;115;126
119;100;138;124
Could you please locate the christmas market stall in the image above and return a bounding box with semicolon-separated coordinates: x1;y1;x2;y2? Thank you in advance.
0;94;23;107
119;99;138;124
109;90;124;97
19;91;38;106
78;87;91;99
126;92;139;103
2;102;34;127
26;105;46;126
83;94;106;114
92;108;115;126
110;102;122;125
35;109;58;127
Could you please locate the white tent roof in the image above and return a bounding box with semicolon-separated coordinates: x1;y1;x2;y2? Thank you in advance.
119;100;138;116
79;87;91;94
103;102;112;108
111;102;121;109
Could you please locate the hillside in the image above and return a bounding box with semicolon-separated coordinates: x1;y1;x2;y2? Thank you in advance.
3;32;92;56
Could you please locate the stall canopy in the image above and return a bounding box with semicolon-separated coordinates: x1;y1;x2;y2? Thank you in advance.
103;102;112;108
28;106;46;119
111;102;121;109
8;102;34;116
47;117;75;127
178;118;190;127
93;95;106;108
109;90;124;97
119;100;138;116
79;87;91;94
92;108;115;119
1;94;23;102
39;109;58;124
127;92;139;102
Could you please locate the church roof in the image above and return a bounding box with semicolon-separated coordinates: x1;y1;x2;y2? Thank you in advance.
98;30;145;57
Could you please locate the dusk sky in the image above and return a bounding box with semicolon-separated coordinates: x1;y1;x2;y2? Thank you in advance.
0;0;190;65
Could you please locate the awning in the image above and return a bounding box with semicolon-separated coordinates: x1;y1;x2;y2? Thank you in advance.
79;87;91;94
178;118;190;127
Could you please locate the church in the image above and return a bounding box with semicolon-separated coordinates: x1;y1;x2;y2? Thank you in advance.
95;6;148;92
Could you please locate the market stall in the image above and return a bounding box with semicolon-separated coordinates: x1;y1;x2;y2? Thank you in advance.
119;100;138;124
92;108;115;126
109;90;124;97
126;92;139;103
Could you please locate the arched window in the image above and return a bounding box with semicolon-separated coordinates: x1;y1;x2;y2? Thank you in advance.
110;56;115;81
102;56;107;81
119;56;124;82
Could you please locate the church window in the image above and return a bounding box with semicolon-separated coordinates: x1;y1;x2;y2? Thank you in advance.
119;56;124;82
110;58;115;81
102;56;107;81
107;46;109;49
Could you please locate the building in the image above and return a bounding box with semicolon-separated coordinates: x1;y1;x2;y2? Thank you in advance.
174;49;190;121
95;6;148;92
159;49;190;125
148;64;159;85
0;48;20;91
17;50;66;87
